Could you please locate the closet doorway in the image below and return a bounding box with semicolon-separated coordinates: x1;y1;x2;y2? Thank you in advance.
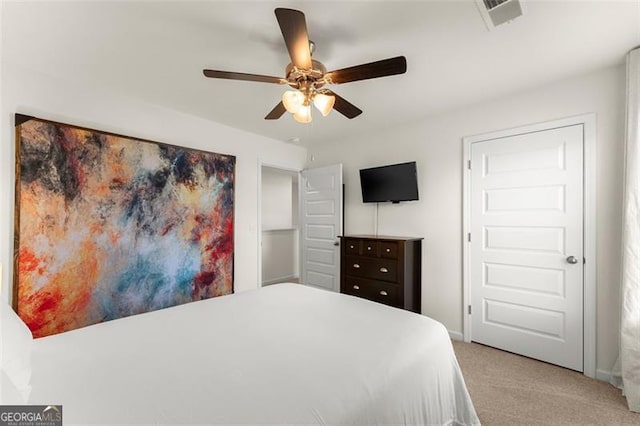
259;166;300;286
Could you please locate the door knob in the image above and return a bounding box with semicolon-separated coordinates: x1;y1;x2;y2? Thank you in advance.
566;256;579;264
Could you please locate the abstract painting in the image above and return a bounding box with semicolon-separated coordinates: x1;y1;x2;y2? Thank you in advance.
13;114;235;338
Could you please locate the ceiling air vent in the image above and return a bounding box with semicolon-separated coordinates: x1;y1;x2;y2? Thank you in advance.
475;0;524;30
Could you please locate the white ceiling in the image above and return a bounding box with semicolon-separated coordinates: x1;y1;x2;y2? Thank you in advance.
3;1;639;146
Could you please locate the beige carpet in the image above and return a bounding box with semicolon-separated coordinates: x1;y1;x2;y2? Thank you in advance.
452;341;640;425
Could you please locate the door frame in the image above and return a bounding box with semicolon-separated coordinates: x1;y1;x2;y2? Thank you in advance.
257;160;302;288
462;113;596;378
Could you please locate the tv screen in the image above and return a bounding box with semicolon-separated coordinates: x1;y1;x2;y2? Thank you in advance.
359;161;419;203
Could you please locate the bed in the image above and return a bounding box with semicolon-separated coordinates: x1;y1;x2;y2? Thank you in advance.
3;283;479;425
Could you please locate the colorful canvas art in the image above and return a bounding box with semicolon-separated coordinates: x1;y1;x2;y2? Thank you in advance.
13;115;235;338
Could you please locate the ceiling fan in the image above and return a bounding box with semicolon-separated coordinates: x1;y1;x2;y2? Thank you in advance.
202;8;407;123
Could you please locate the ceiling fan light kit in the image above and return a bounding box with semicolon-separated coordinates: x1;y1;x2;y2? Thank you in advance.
283;88;336;121
293;103;312;124
313;92;335;117
202;8;407;124
282;90;305;113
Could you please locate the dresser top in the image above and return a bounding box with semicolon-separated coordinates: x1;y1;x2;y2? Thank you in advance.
340;234;423;242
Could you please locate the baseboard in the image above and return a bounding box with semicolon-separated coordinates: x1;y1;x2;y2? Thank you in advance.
448;330;464;341
262;275;299;286
596;369;611;382
594;369;626;389
596;368;624;388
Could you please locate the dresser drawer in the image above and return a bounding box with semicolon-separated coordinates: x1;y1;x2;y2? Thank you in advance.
345;256;398;282
380;241;398;259
343;276;400;307
362;241;378;257
344;238;361;255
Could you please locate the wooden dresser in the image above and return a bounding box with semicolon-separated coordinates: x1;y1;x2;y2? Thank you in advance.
339;235;422;313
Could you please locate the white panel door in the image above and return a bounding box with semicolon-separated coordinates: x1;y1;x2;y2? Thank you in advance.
300;164;343;291
470;125;584;371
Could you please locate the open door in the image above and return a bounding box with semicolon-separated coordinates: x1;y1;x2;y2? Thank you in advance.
299;164;343;291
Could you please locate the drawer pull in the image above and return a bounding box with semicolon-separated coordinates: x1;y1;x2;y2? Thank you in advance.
386;248;391;253
353;263;360;269
350;245;355;249
380;290;388;296
353;285;360;290
379;267;389;273
367;246;373;251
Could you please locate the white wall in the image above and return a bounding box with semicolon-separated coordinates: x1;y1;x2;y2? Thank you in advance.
261;229;299;285
0;63;307;301
308;65;626;373
261;168;295;230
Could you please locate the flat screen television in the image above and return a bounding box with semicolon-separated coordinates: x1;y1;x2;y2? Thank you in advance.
359;161;419;203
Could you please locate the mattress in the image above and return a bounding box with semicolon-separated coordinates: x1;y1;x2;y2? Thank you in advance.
27;283;479;425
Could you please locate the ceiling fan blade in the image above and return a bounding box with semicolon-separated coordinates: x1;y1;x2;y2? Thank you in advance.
326;90;362;119
275;8;312;70
265;102;287;120
203;70;285;84
325;56;407;85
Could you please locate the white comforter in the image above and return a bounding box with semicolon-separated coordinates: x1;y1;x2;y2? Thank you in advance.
28;284;479;425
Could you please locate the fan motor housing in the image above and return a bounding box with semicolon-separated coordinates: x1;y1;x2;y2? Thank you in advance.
285;60;327;89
